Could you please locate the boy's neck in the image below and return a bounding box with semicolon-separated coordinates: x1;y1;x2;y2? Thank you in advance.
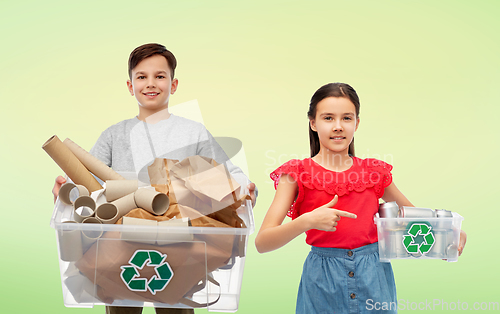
137;108;171;124
313;149;352;172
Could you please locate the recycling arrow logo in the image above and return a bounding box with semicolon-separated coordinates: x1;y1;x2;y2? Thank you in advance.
402;222;435;254
120;250;173;295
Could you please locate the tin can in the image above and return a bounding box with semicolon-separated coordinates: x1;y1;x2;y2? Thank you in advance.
427;230;447;258
379;202;399;218
379;202;400;229
434;209;453;229
398;206;436;218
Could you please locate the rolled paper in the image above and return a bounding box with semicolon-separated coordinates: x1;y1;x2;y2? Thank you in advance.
81;217;103;253
59;183;89;205
121;216;157;244
95;203;119;224
111;192;137;218
73;196;96;223
105;180;138;202
63;138;125;181
58;221;83;262
42;135;103;192
134;188;169;215
157;218;193;243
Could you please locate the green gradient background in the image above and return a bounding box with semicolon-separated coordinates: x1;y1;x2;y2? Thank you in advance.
1;0;498;312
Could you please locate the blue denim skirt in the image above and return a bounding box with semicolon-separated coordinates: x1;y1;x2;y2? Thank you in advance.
296;242;397;314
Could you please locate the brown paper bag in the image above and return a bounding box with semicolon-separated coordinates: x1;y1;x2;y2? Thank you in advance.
76;207;236;306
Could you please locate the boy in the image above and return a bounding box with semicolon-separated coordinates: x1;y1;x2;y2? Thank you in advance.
53;43;257;314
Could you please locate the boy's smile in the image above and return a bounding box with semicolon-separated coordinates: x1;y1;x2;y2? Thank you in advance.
127;54;178;120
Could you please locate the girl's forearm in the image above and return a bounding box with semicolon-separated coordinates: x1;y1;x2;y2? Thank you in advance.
255;214;310;253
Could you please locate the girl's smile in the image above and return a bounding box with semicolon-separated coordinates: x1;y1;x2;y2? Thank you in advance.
310;96;359;155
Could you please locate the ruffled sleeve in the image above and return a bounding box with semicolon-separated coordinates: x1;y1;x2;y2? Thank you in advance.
270;159;304;219
364;158;393;198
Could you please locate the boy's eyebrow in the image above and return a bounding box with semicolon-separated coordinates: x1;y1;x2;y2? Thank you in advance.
134;70;169;76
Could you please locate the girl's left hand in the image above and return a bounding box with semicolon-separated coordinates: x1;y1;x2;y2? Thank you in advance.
458;230;467;256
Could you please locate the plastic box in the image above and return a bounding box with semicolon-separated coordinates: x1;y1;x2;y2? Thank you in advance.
50;173;254;312
374;213;463;262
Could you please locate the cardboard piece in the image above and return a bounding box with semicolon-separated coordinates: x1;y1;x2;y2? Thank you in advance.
42;135;102;192
105;180;138;202
58;221;83;262
73;196;96;223
148;156;242;216
120;216;157;244
134;188;169;215
157;218;193;243
63;138;124;181
59;183;89;205
170;156;241;206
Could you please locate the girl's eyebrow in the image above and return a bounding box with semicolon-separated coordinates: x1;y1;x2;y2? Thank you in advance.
319;112;355;116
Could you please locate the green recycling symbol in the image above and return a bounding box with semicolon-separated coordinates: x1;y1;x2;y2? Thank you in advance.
402;222;435;254
120;250;173;295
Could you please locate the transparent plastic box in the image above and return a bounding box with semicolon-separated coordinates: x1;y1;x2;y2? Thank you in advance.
374;213;463;263
50;173;254;312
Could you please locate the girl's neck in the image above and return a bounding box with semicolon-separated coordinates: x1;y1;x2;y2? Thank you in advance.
312;149;353;172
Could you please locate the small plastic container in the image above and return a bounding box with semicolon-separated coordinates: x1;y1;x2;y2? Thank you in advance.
374;212;463;262
50;173;255;312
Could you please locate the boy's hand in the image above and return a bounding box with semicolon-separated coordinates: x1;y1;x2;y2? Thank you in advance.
303;195;357;231
53;176;66;203
247;183;257;207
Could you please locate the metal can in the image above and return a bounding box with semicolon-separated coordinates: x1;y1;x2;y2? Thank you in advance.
398;206;436;218
434;209;453;229
379;202;400;229
379;201;399;218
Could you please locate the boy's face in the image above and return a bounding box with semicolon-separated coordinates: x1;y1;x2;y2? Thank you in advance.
127;54;178;114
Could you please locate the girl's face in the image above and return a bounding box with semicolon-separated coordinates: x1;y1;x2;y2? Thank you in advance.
310;96;359;155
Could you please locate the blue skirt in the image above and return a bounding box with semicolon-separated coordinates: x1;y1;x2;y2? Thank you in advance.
296;242;397;314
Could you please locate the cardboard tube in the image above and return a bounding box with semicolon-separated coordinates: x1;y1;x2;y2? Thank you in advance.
59;183;89;205
63;138;124;181
105;180;138;202
157;218;194;243
73;196;96;223
58;221;83;262
95;203;119;224
81;217;103;253
121;216;157;244
134;188;169;215
42;135;103;192
111;192;137;217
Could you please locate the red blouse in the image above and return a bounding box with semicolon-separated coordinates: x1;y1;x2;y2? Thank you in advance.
270;157;393;249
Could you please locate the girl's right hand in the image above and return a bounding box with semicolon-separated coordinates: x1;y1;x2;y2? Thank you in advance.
303;195;357;231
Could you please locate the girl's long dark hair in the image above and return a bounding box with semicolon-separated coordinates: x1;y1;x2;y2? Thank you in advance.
308;83;360;157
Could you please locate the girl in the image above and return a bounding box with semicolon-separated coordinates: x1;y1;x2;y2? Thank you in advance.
255;83;466;314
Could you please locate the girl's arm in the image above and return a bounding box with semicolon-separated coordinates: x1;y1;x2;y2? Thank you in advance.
381;182;414;207
255;174;356;253
382;181;467;256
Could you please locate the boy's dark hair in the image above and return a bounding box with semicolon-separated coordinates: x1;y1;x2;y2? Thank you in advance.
307;83;361;157
128;43;177;79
